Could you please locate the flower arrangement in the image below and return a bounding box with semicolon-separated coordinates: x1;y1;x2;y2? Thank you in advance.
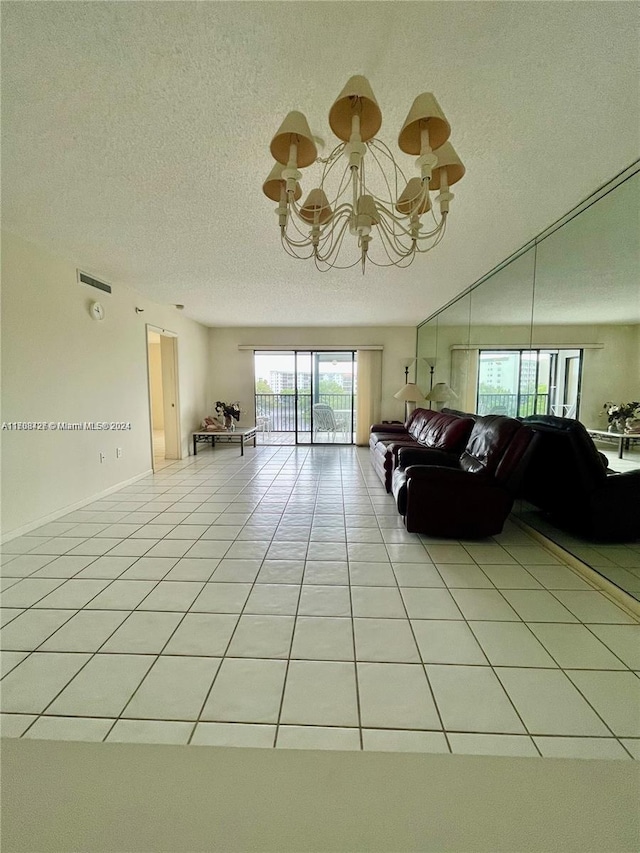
215;401;241;423
602;401;640;424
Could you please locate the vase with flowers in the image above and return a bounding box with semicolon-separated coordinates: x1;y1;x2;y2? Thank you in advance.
215;401;241;431
602;401;640;433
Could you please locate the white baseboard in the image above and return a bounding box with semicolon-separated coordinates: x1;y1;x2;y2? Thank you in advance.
1;469;154;543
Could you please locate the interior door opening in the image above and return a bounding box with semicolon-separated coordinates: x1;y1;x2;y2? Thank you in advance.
147;328;181;470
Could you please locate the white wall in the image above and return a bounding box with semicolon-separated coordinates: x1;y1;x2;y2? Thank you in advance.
3;738;638;853
207;326;417;426
1;232;210;537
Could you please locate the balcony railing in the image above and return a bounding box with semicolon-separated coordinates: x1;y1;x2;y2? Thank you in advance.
476;393;550;418
255;393;355;432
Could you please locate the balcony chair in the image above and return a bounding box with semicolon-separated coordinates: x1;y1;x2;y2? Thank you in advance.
313;403;347;440
255;408;272;433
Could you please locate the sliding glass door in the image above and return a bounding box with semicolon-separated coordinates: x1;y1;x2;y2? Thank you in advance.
476;348;582;418
254;350;356;444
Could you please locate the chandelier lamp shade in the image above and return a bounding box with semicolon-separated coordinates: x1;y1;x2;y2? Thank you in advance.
263;76;464;273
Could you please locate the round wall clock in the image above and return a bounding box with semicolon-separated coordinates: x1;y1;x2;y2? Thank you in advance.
90;301;105;321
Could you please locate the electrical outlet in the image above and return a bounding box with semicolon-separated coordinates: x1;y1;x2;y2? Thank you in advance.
116;448;123;459
99;452;106;463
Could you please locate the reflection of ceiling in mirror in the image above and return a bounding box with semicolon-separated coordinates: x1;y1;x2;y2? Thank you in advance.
436;174;640;327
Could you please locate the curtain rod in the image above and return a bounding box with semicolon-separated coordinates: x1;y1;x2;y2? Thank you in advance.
450;343;604;350
237;345;384;351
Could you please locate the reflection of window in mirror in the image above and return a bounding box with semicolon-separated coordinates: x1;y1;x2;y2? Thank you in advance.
476;348;582;419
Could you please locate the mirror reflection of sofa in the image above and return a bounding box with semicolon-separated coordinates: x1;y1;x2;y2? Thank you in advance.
520;415;640;541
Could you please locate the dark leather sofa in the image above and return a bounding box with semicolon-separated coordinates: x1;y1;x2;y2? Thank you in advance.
521;415;640;540
392;415;535;538
369;408;475;492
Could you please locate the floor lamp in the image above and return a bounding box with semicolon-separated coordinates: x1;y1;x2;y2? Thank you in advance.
401;357;417;385
424;358;437;406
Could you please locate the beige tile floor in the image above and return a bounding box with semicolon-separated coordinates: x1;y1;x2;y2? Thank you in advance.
1;444;638;758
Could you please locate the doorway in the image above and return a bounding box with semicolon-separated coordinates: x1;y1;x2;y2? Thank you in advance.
254;350;357;445
147;327;181;470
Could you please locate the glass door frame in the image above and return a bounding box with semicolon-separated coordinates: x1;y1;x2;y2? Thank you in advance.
253;349;356;446
476;347;584;419
302;350;356;445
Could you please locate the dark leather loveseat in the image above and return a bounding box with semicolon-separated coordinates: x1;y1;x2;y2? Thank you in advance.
392;415;535;538
521;415;640;540
369;408;475;492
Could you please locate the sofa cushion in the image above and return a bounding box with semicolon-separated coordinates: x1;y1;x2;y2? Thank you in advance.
370;431;410;447
415;411;474;451
369;408;475;493
459;415;523;478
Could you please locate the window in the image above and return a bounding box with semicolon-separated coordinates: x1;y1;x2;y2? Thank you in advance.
477;349;582;418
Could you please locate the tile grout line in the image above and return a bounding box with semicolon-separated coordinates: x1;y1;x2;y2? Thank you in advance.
186;444;305;745
342;455;364;750
273;448;316;748
358;448;454;753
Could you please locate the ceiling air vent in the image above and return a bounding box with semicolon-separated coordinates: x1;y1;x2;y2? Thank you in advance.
77;270;112;294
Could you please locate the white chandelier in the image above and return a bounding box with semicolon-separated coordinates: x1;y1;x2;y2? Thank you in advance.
263;75;465;273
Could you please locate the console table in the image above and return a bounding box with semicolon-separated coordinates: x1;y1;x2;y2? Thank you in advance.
586;428;640;459
192;426;257;457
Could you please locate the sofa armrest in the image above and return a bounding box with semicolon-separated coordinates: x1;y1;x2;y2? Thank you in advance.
587;470;640;538
397;447;460;469
601;468;640;493
370;422;406;434
605;467;640;480
403;465;513;538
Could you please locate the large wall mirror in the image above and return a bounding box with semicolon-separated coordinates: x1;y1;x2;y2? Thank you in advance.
417;163;640;600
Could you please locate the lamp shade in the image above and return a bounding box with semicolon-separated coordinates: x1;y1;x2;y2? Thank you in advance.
270;111;318;168
262;162;302;202
396;178;431;215
394;382;425;403
329;75;382;143
430;142;466;190
425;382;457;402
299;188;333;224
398;93;451;155
357;193;380;224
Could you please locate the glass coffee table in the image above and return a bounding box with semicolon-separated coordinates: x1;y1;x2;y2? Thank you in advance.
586;427;640;459
192;426;257;457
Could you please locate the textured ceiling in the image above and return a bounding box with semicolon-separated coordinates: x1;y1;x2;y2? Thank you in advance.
2;2;639;327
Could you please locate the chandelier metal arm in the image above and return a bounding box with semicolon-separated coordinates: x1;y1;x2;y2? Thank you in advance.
314;213;352;263
375;203;443;242
280;231;316;260
376;218;416;256
366;139;406;200
415;215;448;252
